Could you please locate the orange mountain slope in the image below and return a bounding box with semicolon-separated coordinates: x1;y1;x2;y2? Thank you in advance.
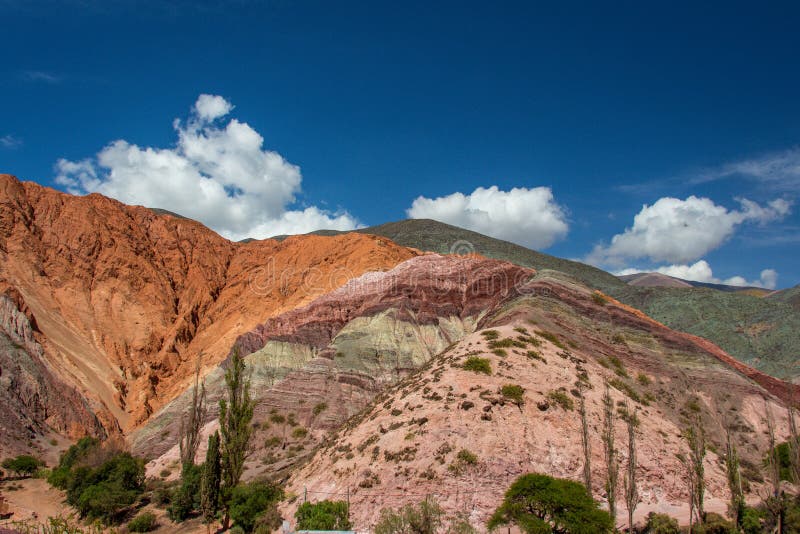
0;174;418;436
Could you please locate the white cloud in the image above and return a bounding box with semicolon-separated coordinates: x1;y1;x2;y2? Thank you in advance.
617;260;779;289
587;195;791;266
55;95;360;241
0;134;22;149
406;185;569;249
697;147;800;191
20;70;62;84
194;94;233;121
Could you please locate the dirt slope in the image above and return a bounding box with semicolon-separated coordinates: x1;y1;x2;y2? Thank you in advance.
281;269;794;531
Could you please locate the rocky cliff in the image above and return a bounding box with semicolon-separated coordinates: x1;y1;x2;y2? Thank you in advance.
0;174;418;441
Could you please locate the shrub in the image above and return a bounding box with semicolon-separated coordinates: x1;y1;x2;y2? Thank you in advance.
48;439;145;524
500;384;525;406
592;292;609;305
488;473;613;533
1;455;43;477
480;330;499;341
696;512;735;534
230;480;284;533
547;390;575;411
463;356;492;375
643;512;680;533
609;378;643;404
167;463;202;521
292;427;308;439
295;500;351;531
456;449;478;465
313;402;328;416
637;373;652;386
128;511;157;532
535;330;566;349
374;498;444;534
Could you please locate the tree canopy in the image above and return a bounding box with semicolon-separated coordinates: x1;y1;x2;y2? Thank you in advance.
488;473;613;534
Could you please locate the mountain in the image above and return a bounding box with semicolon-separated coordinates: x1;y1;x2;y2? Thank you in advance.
0;174;417;454
132;254;793;530
769;284;800;311
287;219;800;381
619;272;694;288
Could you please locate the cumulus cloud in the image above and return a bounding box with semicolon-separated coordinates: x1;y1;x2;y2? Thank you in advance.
587;195;791;266
56;94;360;241
617;260;779;289
406;186;569;249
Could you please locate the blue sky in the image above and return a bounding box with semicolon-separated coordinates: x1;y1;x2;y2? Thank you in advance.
1;1;799;288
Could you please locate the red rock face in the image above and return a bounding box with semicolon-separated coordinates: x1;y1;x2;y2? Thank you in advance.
0;174;418;432
231;254;532;356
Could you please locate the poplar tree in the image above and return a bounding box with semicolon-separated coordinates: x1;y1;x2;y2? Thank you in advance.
179;357;207;470
200;431;222;526
623;404;639;532
219;347;255;529
579;385;592;494
602;382;619;525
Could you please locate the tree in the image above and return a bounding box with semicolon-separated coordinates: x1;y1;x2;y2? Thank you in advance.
179;357;207;470
168;462;202;522
578;386;592;494
1;455;42;477
487;473;613;533
686;418;706;525
623;404;639;532
788;404;800;485
374;498;444;534
725;428;744;528
200;430;222;525
295;500;352;531
765;400;784;533
219;347;255;529
602;382;619;525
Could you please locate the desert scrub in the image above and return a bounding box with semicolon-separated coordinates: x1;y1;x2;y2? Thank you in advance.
547;390;575;411
492;348;508;357
128;512;157;532
292;427;308;439
463;356;492;375
500;384;525;407
481;330;500;341
608;378;644;404
313;402;328;416
265;436;281;448
636;373;652;386
448;449;478;474
535;330;566;349
592;292;609;305
384;446;417;462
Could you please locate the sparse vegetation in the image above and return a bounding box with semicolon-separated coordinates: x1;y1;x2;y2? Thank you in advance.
535;330;566;349
374;498;444;534
463;356;492;375
500;384;525;407
312;402;328;416
547;390;575;411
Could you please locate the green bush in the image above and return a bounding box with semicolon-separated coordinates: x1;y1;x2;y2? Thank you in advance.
643;512;680;533
488;473;613;533
1;455;43;477
292;427;308;439
547;390;575;411
500;384;525;406
462;356;492;375
295;500;351;531
313;402;328;416
47;439;145;524
741;506;765;534
167;463;202;522
128;511;157;532
230;480;284;533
